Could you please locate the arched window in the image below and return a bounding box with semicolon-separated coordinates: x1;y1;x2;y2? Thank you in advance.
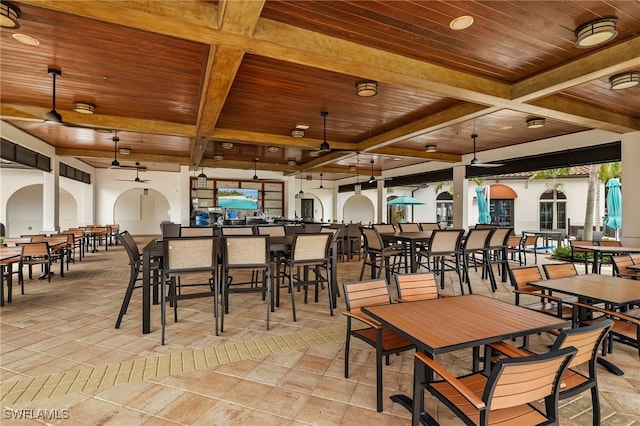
436;192;453;227
539;190;567;230
488;184;517;227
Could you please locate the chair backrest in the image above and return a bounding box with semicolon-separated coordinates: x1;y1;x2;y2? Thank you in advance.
508;265;544;293
543;263;578;279
303;223;322;233
506;235;522;250
360;227;384;251
181;227;216;237
220;226;254;236
373;223;395;234
160;222;181;238
291;233;331;262
394;272;438;301
630;253;640;264
162;236;217;273
256;225;286;236
570;240;592;254
598;240;622;247
483;346;576;415
487;227;512;249
343;278;392;311
398;223;420;232
521;234;538;247
22;234;45;242
118;231;141;261
3;237;32;247
223;236;268;268
611;255;635;275
551;320;613;371
462;228;494;251
428;229;464;254
419;222;440;231
17;241;49;258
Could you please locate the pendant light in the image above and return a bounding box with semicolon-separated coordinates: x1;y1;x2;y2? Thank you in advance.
298;172;304;198
197;164;207;189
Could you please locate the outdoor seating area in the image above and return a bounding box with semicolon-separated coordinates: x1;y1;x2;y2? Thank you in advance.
1;227;638;424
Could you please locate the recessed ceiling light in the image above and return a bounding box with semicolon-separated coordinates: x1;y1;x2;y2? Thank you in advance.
12;33;39;46
449;15;474;30
295;124;309;130
501;125;513;130
392;157;402;161
221;142;233;149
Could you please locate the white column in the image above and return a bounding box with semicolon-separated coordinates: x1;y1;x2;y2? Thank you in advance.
42;159;59;233
377;180;386;223
620;131;640;245
452;165;469;229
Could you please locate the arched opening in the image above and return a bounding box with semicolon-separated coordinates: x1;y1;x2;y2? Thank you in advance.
436;192;453;228
6;185;42;237
114;188;170;235
343;194;374;224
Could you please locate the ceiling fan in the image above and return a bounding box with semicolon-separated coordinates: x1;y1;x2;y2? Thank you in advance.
43;68;93;128
312;173;330;189
316;111;358;154
367;159;393;184
116;162;149;182
109;133;144;170
469;134;504;168
252;158;272;180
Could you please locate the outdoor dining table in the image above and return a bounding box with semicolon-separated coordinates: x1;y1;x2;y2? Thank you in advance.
362;294;569;425
530;274;640;375
522;229;565;248
1;247;23;306
379;231;433;273
140;235;339;334
571;244;640;274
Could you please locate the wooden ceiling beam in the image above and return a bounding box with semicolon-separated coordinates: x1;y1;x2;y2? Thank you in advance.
56;147;190;165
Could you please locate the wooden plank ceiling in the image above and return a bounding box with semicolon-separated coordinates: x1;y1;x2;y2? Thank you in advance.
1;1;639;181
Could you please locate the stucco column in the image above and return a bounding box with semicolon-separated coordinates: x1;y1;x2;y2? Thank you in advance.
621;131;640;246
452;165;468;229
42;159;59;233
377;180;386;223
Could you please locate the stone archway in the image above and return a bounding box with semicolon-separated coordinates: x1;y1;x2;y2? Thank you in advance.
343;194;374;224
114;188;170;235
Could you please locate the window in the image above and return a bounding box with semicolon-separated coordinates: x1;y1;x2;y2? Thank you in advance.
489;199;513;227
539;190;566;230
436;192;453;227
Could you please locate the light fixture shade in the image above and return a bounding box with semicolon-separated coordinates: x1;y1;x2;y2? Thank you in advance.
118;147;131;155
575;18;617;48
213;154;224;160
355;80;378;97
526;118;545;129
73;102;95;115
287;159;296;166
267;146;279;153
609;71;640;90
0;1;20;29
221;142;233;149
291;129;305;138
425;144;438;153
197;165;207;189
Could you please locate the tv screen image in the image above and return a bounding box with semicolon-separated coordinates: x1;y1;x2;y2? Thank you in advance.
217;188;259;210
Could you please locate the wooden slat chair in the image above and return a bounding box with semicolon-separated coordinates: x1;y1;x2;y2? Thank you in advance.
342;279;415;412
426;229;464;290
281;233;333;321
630;253;640;264
115;231;161;329
486;320;613;426
506;235;523;264
44;235;69;276
570;240;594;274
414;346;577;426
393;271;446;302
573;301;640;360
359;226;407;282
596;240;623;273
509;265;572;319
105;224;119;245
485;227;513;289
220;235;271;332
18;242;61;282
161;236;219;344
1;246;24;305
518;234;540;265
543;262;578;280
611;255;640;279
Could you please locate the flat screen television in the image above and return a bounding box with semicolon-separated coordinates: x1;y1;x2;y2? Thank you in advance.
217;188;259;210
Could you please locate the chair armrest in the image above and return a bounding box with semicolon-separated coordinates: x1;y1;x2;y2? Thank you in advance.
513;290;566;303
343;311;382;329
573;302;640;325
415;352;486;410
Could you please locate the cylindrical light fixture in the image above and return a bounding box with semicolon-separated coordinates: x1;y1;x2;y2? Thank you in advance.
0;1;21;29
291;129;305;138
425;145;438;153
73;102;95;115
609;71;640;90
526;118;545;129
355;80;378;97
575;18;617;48
197;165;207;189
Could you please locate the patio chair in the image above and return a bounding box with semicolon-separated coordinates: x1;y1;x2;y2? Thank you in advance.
570;239;595;274
398;222;420;232
342;278;415;412
596;240;622;273
611;255;640;279
161;236;219;344
508;265;572;319
18;241;62;282
543;262;578;280
180;226;216;236
418;222;440;231
426;229;464;290
486;320;612;426
518;233;540;265
281;233;333;321
414;346;577;426
359;226;407;281
393;271;445;302
460;228;494;294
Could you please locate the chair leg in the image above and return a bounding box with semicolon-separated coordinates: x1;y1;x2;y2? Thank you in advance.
344;321;351;378
590;386;600;426
115;265;138;328
375;329;384;412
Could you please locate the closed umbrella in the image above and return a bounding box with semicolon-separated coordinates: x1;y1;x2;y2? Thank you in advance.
475;186;491;224
604;178;622;231
387;195;425;205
